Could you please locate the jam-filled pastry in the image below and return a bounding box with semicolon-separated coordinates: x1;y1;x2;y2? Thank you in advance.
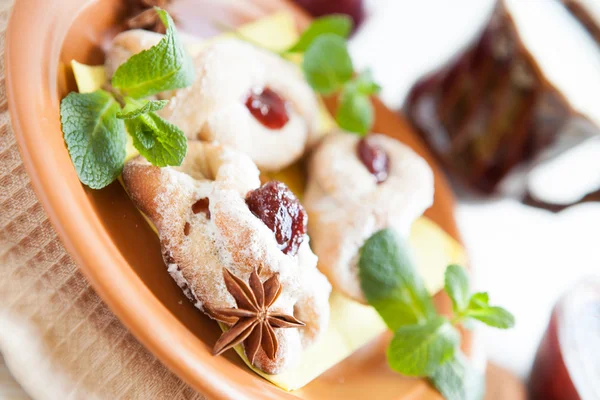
159;39;320;171
105;32;320;171
122;141;331;374
304;132;434;303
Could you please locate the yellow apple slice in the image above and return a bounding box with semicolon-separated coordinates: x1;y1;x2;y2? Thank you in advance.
71;60;106;93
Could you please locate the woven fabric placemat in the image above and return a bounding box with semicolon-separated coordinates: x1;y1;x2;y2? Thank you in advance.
0;1;203;398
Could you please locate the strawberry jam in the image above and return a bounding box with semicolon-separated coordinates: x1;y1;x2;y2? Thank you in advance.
246;181;307;256
245;87;290;130
357;137;390;184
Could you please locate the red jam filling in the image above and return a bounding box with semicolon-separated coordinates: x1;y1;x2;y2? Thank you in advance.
245;87;290;130
192;198;210;218
357;137;390;184
245;181;307;256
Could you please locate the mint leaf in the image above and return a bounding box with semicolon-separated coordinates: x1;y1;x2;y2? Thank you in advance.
60;90;126;189
466;306;515;329
359;229;436;329
112;8;195;98
430;352;485;400
124;110;187;167
464;291;515;329
353;69;381;95
336;88;372;135
117;99;169;119
387;316;459;377
302;33;353;95
445;264;470;313
288;15;352;53
335;69;380;134
469;292;489;308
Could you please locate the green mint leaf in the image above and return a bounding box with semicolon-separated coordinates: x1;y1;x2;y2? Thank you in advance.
430;352;485;400
117;99;169;119
465;291;515;329
336;88;373;135
359;229;437;330
124;108;187;167
60;90;126;189
466;306;515;329
445;264;470;313
112;8;195;98
288;15;352;53
302;33;353;95
469;292;489;308
353;69;381;95
387;316;460;377
335;69;381;134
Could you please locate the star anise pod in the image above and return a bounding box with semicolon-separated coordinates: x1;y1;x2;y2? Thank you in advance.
126;0;177;34
207;267;305;364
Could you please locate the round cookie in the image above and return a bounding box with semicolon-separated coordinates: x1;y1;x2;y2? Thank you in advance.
123;141;331;374
105;31;320;171
304;132;434;303
158;39;320;171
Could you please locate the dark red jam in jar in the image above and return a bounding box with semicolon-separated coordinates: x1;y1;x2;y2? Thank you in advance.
245;181;307;256
357;137;390;184
245;87;290;130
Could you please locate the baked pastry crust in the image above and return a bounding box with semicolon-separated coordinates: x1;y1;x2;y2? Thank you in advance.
106;31;320;171
123;141;331;374
160;39;319;171
304;132;434;302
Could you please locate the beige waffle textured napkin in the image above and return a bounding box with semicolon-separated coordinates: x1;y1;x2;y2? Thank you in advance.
0;355;29;399
0;1;203;398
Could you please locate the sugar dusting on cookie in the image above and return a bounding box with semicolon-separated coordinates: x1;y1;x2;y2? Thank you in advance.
123;141;331;374
305;132;434;303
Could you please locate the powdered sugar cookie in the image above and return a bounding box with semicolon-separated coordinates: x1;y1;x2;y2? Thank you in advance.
105;32;320;171
158;39;319;171
304;132;434;303
123;141;331;374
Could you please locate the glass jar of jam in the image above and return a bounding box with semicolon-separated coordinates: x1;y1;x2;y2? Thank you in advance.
528;279;600;400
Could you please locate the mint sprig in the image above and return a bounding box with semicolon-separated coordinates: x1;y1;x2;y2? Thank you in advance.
60;90;126;189
112;8;195;99
60;9;191;189
445;265;515;329
359;229;515;400
462;293;515;329
287;16;380;135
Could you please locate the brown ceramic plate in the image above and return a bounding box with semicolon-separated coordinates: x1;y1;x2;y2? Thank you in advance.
6;0;466;398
